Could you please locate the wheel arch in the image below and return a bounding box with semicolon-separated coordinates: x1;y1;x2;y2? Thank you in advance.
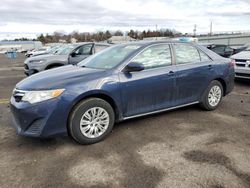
214;77;227;96
67;91;121;130
45;62;64;70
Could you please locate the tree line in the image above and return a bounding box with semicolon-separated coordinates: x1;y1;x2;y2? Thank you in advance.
37;29;181;44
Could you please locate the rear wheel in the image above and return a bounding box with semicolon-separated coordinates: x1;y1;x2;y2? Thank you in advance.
200;80;223;110
68;98;115;144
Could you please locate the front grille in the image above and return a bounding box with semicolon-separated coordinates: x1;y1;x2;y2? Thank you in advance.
24;64;29;70
235;59;247;63
236;63;246;67
236;73;250;78
13;89;26;102
26;119;44;135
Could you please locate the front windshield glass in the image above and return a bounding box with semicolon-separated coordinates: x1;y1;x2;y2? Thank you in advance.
49;46;61;54
56;45;76;55
78;44;142;69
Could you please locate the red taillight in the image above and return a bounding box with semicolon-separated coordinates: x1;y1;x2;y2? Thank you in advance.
230;59;235;67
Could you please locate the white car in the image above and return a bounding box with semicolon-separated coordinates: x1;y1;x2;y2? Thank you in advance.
25;47;50;57
231;45;250;79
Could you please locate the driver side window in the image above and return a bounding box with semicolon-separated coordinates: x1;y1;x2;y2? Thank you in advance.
132;44;172;70
75;44;93;55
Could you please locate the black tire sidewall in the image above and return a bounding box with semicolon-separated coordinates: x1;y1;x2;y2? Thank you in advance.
69;98;115;144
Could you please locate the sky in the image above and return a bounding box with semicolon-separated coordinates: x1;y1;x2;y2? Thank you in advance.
0;0;250;39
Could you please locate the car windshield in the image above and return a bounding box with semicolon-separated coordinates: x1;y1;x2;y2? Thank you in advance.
49;46;63;54
77;44;142;69
56;45;76;55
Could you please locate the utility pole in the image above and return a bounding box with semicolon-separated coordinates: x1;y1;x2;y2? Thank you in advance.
155;24;158;40
210;21;213;36
193;24;197;37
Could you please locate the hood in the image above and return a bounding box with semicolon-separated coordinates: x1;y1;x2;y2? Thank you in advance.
25;54;68;62
231;51;250;60
32;52;49;57
16;65;106;90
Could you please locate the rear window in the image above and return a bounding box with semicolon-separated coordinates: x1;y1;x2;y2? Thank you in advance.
174;44;200;64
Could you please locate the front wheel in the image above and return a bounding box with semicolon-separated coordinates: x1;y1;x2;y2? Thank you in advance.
200;80;223;111
68;98;115;144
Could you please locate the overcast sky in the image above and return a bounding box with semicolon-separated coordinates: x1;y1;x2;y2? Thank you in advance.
0;0;250;38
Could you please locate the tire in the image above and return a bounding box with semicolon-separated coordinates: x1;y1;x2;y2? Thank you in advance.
200;80;223;111
68;98;115;144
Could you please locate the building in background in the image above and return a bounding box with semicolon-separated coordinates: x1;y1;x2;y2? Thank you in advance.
0;41;42;53
197;33;250;48
107;36;136;44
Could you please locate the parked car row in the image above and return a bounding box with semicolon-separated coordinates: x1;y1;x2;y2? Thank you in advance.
231;45;250;79
201;43;250;79
24;42;110;75
11;41;235;144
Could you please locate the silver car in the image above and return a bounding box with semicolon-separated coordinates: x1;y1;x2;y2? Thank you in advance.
24;43;110;76
231;45;250;79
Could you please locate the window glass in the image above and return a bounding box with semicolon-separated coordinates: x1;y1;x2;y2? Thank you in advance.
95;45;109;53
56;45;75;55
78;44;142;69
199;50;211;61
75;44;93;55
212;46;225;54
225;46;233;52
132;44;172;69
174;44;200;64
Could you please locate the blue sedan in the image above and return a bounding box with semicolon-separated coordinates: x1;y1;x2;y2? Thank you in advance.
10;41;235;144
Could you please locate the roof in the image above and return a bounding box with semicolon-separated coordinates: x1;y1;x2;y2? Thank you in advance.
114;40;190;46
74;42;111;47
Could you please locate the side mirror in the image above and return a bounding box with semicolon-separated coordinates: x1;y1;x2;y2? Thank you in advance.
71;52;77;57
124;62;145;72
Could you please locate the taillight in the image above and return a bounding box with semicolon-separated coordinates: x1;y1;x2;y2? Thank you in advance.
230;59;235;67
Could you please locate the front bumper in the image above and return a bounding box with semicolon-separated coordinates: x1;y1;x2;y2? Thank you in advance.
24;63;45;76
10;97;69;138
235;67;250;79
24;63;38;76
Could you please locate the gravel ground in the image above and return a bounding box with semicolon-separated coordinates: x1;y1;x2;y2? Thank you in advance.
0;53;249;188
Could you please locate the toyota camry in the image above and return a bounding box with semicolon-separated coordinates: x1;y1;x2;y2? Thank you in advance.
10;41;235;144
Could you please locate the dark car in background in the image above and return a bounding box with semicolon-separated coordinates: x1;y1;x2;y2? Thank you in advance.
11;41;234;144
202;44;235;58
24;42;110;75
233;43;250;54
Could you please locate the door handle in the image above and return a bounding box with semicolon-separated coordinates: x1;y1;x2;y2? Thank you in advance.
208;65;213;70
167;71;175;76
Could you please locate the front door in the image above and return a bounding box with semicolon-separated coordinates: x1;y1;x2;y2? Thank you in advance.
119;44;177;117
69;44;94;65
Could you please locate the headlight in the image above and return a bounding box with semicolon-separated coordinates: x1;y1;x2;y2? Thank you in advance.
22;89;65;104
30;59;46;63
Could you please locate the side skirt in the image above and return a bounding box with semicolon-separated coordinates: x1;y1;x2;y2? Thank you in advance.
122;101;199;120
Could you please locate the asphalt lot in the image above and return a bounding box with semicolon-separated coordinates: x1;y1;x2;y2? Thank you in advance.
0;53;249;188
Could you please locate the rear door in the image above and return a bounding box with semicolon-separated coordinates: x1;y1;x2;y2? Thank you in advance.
69;44;94;64
173;43;214;105
119;44;177;117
